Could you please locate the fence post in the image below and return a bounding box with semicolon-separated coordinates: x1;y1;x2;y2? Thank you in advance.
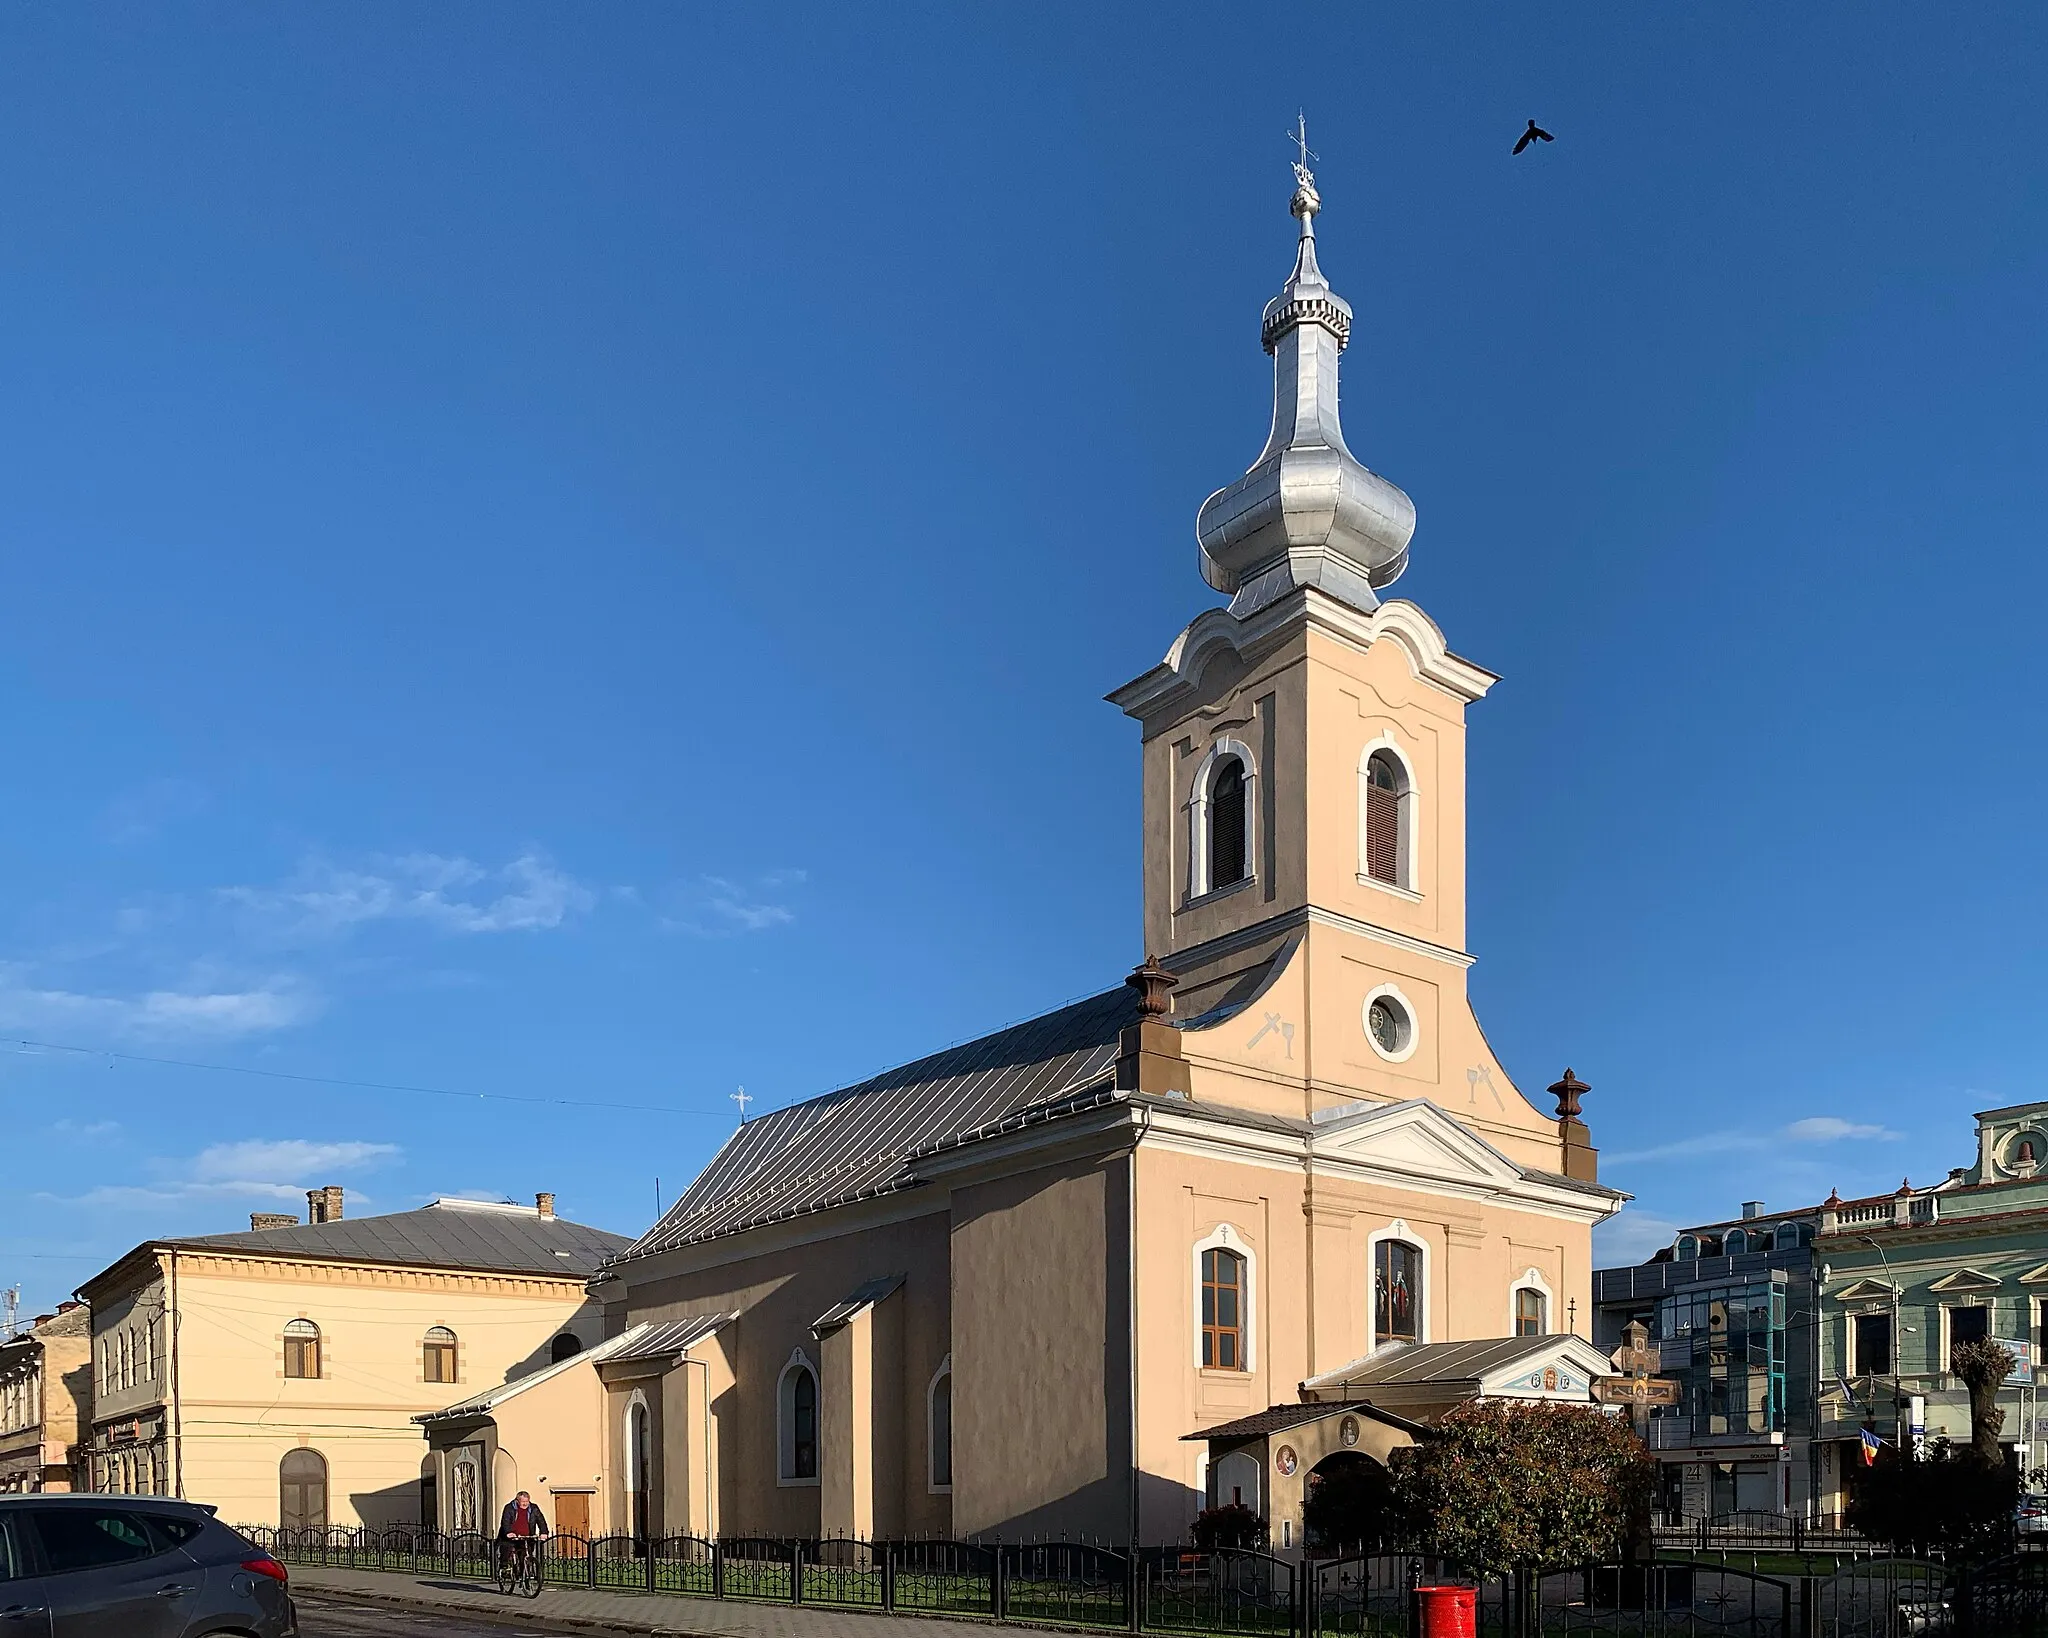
791;1540;804;1605
713;1537;724;1599
882;1541;895;1613
992;1544;1007;1621
644;1536;655;1593
1130;1550;1144;1635
586;1536;597;1590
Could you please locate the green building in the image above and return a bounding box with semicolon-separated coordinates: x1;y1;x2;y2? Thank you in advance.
1813;1100;2048;1519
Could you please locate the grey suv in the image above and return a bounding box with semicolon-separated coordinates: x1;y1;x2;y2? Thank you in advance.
0;1494;297;1636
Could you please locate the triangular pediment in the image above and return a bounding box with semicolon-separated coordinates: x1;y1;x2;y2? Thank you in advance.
1481;1336;1610;1401
2017;1263;2048;1286
1309;1099;1523;1190
1928;1267;2001;1293
1832;1278;1898;1302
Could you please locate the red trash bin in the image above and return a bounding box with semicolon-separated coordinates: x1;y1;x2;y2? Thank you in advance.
1413;1584;1477;1638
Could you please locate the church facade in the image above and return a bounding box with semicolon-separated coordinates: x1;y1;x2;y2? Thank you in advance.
519;160;1627;1550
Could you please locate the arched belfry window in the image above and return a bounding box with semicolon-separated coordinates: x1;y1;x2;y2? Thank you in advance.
1188;740;1257;902
1210;759;1247;888
1360;743;1414;890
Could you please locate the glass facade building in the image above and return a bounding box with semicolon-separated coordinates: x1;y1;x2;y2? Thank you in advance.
1653;1274;1789;1442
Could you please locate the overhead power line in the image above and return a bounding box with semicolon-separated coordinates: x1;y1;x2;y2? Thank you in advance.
0;1036;727;1117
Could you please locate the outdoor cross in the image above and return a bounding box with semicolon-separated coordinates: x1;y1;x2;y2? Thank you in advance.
731;1086;752;1122
1597;1319;1682;1416
1287;110;1318;172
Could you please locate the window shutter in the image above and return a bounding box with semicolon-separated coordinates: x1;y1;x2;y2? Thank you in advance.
1209;762;1247;888
1365;785;1400;884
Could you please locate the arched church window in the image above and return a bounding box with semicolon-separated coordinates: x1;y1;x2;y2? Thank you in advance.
1514;1286;1547;1336
1374;1239;1421;1348
1209;758;1248;889
928;1359;953;1492
1363;750;1406;886
1201;1247;1247;1370
778;1355;819;1484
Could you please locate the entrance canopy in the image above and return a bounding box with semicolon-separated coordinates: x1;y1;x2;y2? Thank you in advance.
1302;1334;1610;1421
1183;1399;1424;1544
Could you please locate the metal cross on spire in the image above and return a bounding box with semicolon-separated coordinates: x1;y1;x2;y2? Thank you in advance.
1287;110;1318;175
1284;110;1322;221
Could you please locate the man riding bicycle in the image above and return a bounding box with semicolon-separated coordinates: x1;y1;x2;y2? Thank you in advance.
497;1490;549;1584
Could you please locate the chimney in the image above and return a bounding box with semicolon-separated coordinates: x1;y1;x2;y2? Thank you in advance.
535;1192;556;1221
306;1186;345;1224
1742;1201;1765;1220
251;1212;299;1232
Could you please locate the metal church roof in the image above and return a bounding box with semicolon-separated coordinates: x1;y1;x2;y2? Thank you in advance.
616;985;1138;1261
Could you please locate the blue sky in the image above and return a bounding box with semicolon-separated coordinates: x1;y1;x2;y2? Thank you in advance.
3;4;2046;1313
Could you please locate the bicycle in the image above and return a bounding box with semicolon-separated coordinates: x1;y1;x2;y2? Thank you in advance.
497;1534;544;1599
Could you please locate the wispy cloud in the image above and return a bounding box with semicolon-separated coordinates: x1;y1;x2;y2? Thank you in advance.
1595;1210;1686;1266
50;1119;121;1138
0;963;319;1041
657;870;806;936
44;1136;400;1211
1606;1115;1902;1167
225;852;595;939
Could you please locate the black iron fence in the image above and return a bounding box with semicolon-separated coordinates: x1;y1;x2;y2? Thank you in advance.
240;1528;2048;1638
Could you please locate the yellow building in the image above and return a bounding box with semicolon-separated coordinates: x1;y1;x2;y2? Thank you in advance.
76;1187;627;1528
502;160;1634;1552
0;1302;92;1492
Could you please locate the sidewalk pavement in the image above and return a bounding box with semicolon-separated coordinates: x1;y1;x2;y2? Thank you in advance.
290;1563;1014;1638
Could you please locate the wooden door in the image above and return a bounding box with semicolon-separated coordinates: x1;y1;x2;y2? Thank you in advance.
552;1491;590;1553
280;1448;328;1532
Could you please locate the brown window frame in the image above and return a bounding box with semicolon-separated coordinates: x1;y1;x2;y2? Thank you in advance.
423;1327;458;1385
283;1320;321;1381
1514;1287;1546;1337
1201;1247;1247;1371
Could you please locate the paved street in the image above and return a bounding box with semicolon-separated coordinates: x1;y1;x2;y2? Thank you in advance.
297;1589;654;1636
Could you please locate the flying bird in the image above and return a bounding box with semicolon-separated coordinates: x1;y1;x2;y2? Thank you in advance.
1513;119;1554;155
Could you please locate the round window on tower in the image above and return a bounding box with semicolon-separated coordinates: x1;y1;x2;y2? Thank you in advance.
1363;986;1417;1063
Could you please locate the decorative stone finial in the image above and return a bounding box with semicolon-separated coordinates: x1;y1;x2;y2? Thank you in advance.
1126;954;1179;1018
1824;1187;1843;1208
1196;119;1416;620
1548;1068;1589;1123
1896;1177;1913;1195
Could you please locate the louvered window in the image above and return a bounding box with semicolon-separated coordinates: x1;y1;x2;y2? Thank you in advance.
1365;751;1402;885
1209;759;1247;889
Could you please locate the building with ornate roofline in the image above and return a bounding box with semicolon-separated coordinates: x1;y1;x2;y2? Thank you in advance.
579;152;1627;1551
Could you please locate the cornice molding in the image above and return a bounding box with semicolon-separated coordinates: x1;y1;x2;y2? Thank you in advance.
1109;593;1498;728
1168;903;1476;982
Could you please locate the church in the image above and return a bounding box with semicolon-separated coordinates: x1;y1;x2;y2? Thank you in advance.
419;157;1627;1550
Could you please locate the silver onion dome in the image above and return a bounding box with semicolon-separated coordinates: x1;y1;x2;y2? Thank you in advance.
1196;164;1416;616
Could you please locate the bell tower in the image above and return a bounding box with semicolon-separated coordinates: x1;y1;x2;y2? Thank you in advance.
1109;150;1577;1175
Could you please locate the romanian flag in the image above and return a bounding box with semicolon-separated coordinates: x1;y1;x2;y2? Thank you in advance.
1861;1427;1884;1467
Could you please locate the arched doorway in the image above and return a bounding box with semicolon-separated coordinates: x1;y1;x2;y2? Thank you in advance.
1302;1452;1396;1552
418;1455;438;1530
280;1448;329;1532
626;1397;651;1542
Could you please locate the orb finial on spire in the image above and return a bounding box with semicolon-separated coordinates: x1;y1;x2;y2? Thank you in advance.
1287;110;1321;227
1193;115;1416;616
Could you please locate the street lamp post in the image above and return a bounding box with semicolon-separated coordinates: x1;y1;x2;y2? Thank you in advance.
1851;1235;1908;1459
